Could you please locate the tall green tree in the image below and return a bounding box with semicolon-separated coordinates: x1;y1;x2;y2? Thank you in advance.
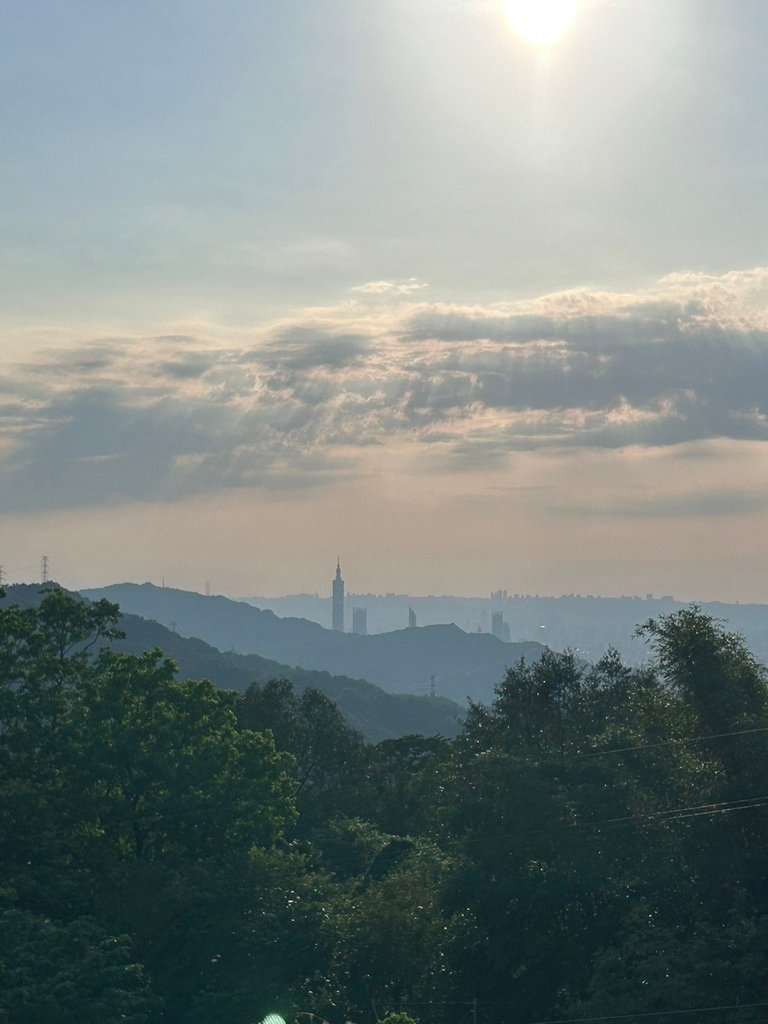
0;589;310;1023
637;607;768;734
239;679;365;832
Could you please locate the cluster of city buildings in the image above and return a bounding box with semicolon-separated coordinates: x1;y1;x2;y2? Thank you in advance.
333;559;390;634
331;560;507;638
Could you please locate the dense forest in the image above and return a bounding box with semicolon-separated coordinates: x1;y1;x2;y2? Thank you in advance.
2;587;768;1024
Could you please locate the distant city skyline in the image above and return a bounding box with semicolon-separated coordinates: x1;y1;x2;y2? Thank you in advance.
0;552;756;609
0;546;689;604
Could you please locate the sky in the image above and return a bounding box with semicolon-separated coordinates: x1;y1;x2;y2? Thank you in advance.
2;0;768;602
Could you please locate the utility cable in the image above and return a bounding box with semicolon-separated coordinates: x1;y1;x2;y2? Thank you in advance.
568;725;768;761
5;789;768;848
458;794;768;846
523;999;768;1024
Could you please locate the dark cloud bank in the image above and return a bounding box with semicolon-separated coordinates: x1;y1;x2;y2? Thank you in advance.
2;271;767;513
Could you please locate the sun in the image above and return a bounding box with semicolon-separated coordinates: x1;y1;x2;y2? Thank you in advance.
504;0;580;47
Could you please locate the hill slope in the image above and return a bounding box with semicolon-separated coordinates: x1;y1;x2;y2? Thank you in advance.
1;584;464;741
83;582;547;704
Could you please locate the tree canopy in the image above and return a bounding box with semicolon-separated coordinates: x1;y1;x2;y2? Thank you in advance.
3;590;768;1023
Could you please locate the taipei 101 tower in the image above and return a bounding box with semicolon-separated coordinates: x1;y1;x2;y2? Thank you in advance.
332;558;345;632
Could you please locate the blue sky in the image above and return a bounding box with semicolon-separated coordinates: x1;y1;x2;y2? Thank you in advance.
2;1;768;601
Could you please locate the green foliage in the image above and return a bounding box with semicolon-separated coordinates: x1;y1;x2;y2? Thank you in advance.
4;594;768;1023
379;1014;419;1024
239;678;364;789
239;678;366;835
331;844;459;1017
638;606;768;732
0;589;304;1022
442;613;768;1021
0;908;156;1024
358;735;451;837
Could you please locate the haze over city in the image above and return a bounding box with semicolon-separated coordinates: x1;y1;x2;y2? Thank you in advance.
3;1;768;602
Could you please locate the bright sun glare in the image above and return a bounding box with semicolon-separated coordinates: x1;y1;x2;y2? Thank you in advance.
505;0;580;46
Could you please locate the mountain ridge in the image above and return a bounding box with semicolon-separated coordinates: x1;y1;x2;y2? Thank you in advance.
83;582;548;705
0;583;464;742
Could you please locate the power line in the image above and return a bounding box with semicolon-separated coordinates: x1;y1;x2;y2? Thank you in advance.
451;724;768;784
5;788;768;848
523;1000;768;1024
0;563;41;582
357;1000;768;1024
527;794;768;837
569;724;768;761
468;725;768;772
459;794;768;847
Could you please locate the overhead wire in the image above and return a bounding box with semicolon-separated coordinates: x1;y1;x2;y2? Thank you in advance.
367;999;768;1024
457;794;768;846
522;1000;768;1024
4;787;768;849
566;724;768;761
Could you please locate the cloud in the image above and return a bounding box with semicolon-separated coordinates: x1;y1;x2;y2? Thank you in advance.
2;267;768;512
566;487;768;519
351;278;429;295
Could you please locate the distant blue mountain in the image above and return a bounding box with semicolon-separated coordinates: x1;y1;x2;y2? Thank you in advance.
83;583;548;705
0;584;464;742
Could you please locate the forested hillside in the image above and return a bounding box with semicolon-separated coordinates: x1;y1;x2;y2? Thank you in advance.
83;583;547;704
3;587;768;1024
1;585;464;741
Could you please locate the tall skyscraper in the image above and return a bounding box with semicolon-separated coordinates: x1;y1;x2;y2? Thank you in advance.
352;607;367;635
491;610;511;642
408;606;417;628
332;558;345;632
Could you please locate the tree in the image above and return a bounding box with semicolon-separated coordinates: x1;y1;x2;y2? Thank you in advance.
0;589;307;1023
638;607;768;909
0;908;156;1024
331;844;460;1019
442;642;719;1022
637;606;768;734
484;649;586;759
0;584;123;725
379;1013;420;1024
238;679;365;832
357;735;451;837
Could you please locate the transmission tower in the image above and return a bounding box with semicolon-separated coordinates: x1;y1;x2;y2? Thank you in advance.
41;555;49;583
0;565;5;587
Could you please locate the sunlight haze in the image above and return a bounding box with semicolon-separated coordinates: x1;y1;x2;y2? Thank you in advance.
2;0;767;603
505;0;581;46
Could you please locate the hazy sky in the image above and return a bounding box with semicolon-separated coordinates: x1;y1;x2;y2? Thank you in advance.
3;0;768;602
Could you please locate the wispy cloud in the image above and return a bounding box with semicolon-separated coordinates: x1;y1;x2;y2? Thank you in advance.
351;278;429;295
2;268;768;513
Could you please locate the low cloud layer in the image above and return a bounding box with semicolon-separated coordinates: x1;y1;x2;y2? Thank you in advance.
2;268;768;513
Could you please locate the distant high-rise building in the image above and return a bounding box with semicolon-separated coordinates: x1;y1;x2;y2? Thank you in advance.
352;607;367;635
408;606;417;627
332;558;345;632
491;610;511;642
